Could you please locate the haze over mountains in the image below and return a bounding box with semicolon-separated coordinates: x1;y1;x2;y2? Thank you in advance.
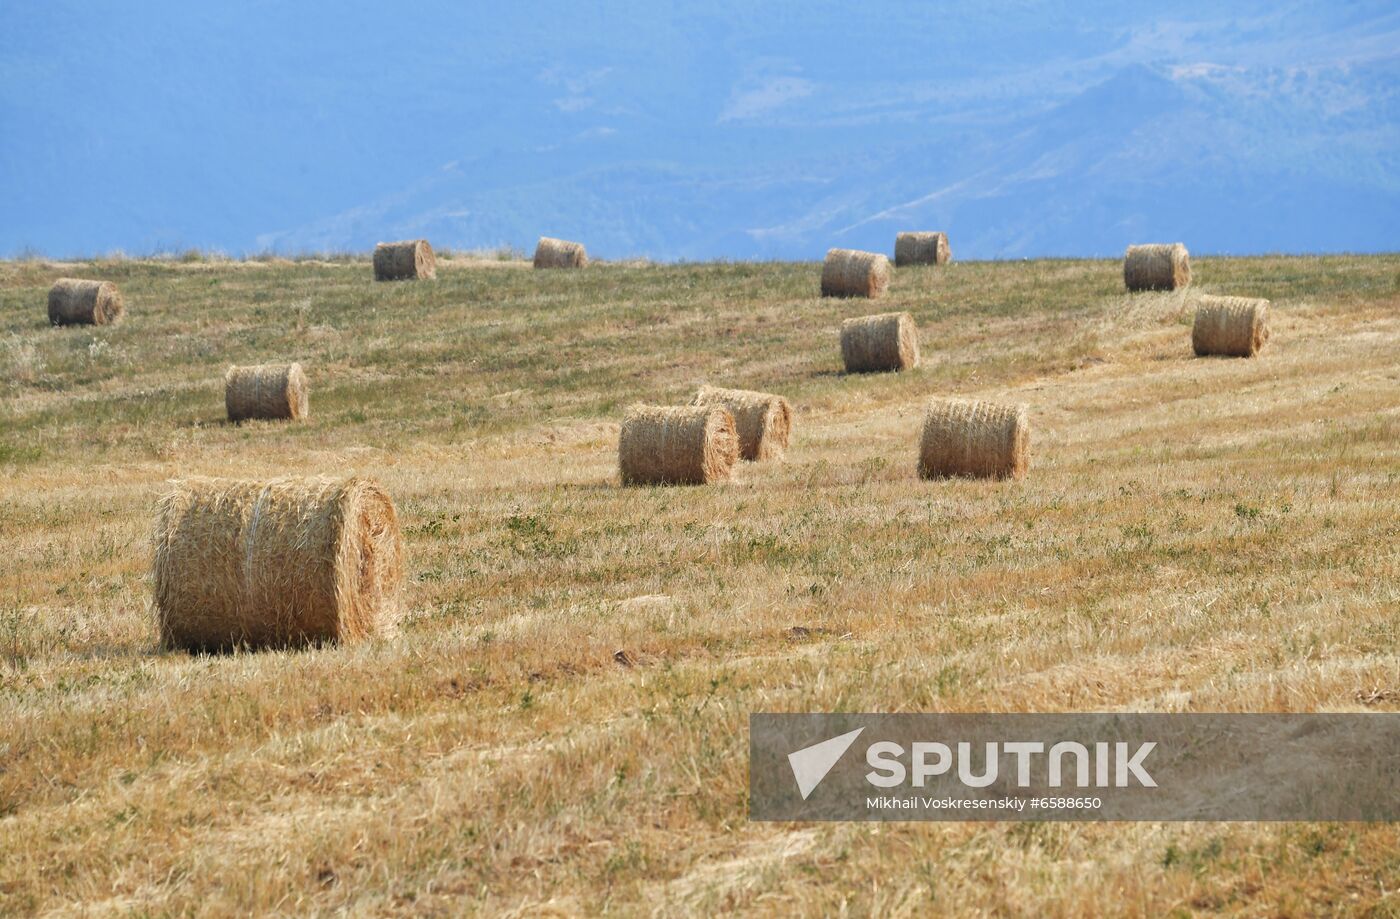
3;1;1397;260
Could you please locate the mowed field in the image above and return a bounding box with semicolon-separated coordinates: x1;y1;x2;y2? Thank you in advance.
1;253;1398;916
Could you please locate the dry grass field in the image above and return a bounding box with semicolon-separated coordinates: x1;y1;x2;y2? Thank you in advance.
1;252;1398;916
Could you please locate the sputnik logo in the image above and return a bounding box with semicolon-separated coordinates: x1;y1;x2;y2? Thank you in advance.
788;727;865;800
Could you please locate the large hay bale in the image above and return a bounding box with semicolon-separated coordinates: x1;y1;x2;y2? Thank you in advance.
225;363;309;422
533;237;588;269
152;475;405;652
1193;295;1269;357
619;404;738;485
1124;243;1190;291
48;278;124;326
840;311;920;373
693;385;792;462
821;248;890;298
918;398;1029;480
373;239;436;281
894;232;951;266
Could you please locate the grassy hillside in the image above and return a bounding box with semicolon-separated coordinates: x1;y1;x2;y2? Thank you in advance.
1;254;1398;915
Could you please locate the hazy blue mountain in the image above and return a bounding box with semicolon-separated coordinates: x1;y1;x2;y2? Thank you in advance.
2;1;1397;259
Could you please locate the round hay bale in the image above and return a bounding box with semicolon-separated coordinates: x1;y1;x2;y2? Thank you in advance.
894;232;951;266
48;278;124;326
1124;243;1190;292
1193;295;1269;357
821;248;890;298
693;385;792;462
533;237;588;269
152;475;405;652
840;312;919;373
918;398;1029;480
373;239;436;281
619;404;738;486
225;363;309;422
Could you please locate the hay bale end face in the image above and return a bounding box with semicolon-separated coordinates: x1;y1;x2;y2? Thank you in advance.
225;363;309;422
373;239;436;281
534;237;588;269
918;398;1029;480
48;278;124;326
841;312;920;373
821;248;890;298
619;404;739;485
1193;295;1269;357
153;476;405;652
693;385;792;461
1124;243;1190;292
894;232;951;266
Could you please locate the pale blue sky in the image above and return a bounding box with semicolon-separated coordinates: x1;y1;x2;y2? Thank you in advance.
2;1;1397;259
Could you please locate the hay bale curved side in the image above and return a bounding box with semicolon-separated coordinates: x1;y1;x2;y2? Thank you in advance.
840;312;920;373
225;363;309;422
152;476;405;652
1193;295;1270;357
619;404;739;485
1124;243;1190;292
693;385;792;461
918;398;1029;480
894;232;951;266
821;248;890;298
373;240;436;280
533;237;589;269
48;278;124;326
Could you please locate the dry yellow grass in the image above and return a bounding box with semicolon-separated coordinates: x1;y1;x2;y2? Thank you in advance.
0;253;1398;915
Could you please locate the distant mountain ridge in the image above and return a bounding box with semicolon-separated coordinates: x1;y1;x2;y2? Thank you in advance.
2;1;1397;259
